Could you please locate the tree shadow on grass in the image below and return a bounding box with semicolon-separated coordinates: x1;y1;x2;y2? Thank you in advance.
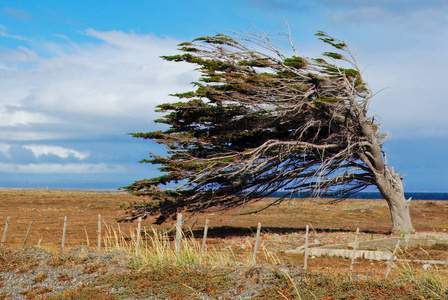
188;226;389;238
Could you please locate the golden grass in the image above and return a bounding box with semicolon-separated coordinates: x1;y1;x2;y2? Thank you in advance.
1;189;447;277
100;221;282;269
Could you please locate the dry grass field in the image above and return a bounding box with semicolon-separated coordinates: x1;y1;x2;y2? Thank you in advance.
1;189;447;266
1;189;448;299
1;188;447;250
0;189;141;250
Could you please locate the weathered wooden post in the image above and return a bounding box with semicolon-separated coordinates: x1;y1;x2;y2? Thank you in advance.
61;216;67;252
253;222;262;263
1;216;10;246
350;228;360;272
22;219;34;250
175;213;183;255
385;237;401;278
97;214;101;251
200;219;209;264
136;217;142;255
304;225;309;270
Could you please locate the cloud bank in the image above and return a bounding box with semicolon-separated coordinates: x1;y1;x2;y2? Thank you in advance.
0;29;196;176
1;29;196;136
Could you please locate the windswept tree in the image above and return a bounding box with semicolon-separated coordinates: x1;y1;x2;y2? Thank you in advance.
125;28;414;233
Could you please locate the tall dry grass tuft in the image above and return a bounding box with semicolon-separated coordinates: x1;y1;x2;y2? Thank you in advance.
398;264;448;298
99;221;282;269
394;246;448;299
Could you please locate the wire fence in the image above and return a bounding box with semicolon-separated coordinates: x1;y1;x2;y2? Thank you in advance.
2;213;448;277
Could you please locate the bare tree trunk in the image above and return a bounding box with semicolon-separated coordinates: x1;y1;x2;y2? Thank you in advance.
376;168;414;234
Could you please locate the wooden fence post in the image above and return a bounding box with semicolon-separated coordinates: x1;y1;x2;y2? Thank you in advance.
1;217;10;246
385;237;401;278
350;228;360;272
22;219;34;250
61;216;67;252
97;214;101;251
175;213;183;255
200;219;209;264
136;217;142;255
304;225;309;270
253;222;262;263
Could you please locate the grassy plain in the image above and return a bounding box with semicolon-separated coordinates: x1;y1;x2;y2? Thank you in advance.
1;188;447;247
1;189;448;299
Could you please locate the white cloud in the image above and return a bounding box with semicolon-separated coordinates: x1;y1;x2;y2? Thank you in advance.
84;28;179;52
0;131;64;141
0;162;124;174
23;144;89;160
0;143;10;154
0;108;60;126
303;2;448;139
0;24;28;40
363;45;448;138
0;29;197;142
0;45;37;66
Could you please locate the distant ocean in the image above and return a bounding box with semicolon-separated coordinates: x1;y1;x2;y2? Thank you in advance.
350;192;448;201
269;191;448;201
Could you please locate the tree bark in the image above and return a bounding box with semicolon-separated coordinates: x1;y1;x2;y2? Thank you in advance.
376;167;414;234
358;109;414;234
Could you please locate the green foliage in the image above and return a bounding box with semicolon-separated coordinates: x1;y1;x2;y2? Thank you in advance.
193;35;237;45
283;56;307;68
312;58;327;64
366;120;379;131
323;52;343;59
341;68;360;77
313;97;343;107
238;58;272;67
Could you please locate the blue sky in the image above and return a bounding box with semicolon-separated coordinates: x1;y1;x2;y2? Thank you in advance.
0;0;447;191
